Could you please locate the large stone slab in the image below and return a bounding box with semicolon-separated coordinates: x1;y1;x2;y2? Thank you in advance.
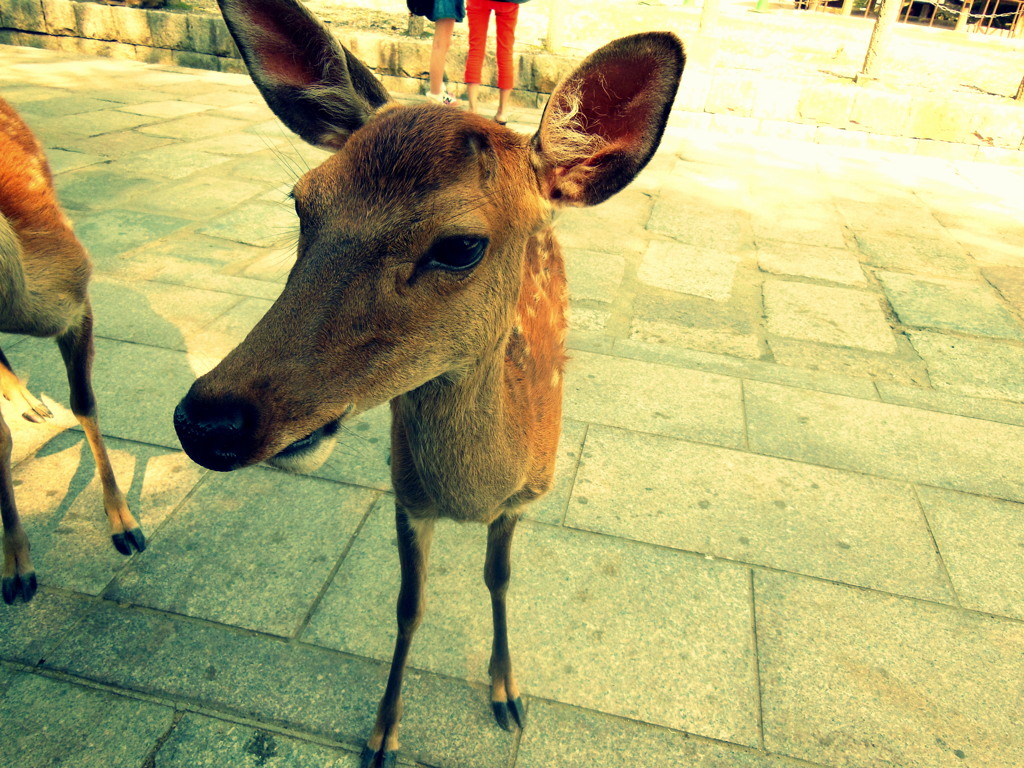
756;571;1024;768
106;468;378;636
745;380;1024;502
113;145;231;181
0;672;174;768
768;336;929;386
43;603;517;768
907;331;1024;403
53;129;173;160
563;350;746;449
763;279;896;353
90;278;244;352
637;240;742;301
555;213;650;259
568;425;953;602
154;713;361;768
611;337;879;400
757;241;866;286
0;664;15;694
44;108;158;137
564;249;626;303
184;131;288;156
628;290;763;360
918;486;1024;621
137;114;251;140
517;700;806;768
854;231;976;280
118;100;214;119
983;265;1024;317
71;208;191;267
14;93;115;118
877;271;1024;341
42;147;107;174
835;197;949;239
647;192;754;251
135;173;267;219
750;208;848;250
226;149;310;185
105;226;272;272
304;504;760;745
197;201;298;247
13;431;204;595
876;380;1024;427
54;166;159;211
0;590;96;665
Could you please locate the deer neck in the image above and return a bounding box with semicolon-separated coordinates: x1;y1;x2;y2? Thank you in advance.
393;326;519;451
390;334;525;520
388;230;565;520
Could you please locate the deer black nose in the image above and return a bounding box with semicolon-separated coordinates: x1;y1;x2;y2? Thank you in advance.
173;392;259;472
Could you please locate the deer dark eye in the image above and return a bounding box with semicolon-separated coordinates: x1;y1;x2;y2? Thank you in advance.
427;237;488;272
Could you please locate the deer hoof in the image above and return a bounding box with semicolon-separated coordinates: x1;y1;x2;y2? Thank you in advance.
29;401;53;421
492;697;526;731
358;745;397;768
125;527;147;552
2;571;37;604
111;526;146;556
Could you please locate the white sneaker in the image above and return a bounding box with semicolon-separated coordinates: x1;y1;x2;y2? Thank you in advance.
426;90;457;106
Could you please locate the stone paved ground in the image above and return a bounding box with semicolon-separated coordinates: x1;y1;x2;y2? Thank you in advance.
2;43;1024;768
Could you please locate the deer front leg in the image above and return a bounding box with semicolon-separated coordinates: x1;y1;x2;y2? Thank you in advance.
361;507;433;768
485;512;525;730
57;309;144;555
1;408;36;603
0;348;52;423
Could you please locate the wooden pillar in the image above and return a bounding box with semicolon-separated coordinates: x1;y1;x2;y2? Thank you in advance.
545;1;565;53
860;0;905;78
955;0;972;30
406;14;425;36
700;0;721;31
978;0;994;32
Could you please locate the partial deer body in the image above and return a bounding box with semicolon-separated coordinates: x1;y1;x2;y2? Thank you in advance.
173;1;683;764
0;97;144;605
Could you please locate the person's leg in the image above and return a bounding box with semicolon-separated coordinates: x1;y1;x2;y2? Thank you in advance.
429;17;456;98
464;0;491;113
493;2;519;123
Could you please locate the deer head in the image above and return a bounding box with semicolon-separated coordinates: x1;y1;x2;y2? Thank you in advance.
173;0;683;474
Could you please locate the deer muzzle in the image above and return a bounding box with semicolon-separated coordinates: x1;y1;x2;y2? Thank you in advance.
173;388;262;472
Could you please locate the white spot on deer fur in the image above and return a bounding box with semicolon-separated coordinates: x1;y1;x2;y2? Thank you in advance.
16;154;48;191
551;369;561;387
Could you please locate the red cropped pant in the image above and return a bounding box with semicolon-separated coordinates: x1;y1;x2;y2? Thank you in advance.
464;0;520;91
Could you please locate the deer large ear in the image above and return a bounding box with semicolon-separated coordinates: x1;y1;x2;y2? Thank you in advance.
217;0;390;150
534;33;684;207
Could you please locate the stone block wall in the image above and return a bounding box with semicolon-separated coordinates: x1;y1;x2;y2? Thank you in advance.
1;0;1022;156
0;0;245;71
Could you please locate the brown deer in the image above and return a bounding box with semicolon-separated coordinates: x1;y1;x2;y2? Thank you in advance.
173;1;683;764
1;97;145;605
